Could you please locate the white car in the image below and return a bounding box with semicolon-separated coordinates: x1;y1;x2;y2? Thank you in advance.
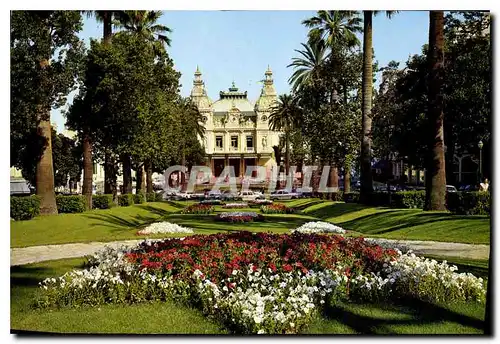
446;185;458;193
238;191;264;202
173;191;191;200
270;190;298;200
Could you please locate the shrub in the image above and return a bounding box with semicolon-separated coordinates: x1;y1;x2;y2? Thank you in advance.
133;192;145;204
56;195;87;213
200;199;223;205
92;194;115;209
118;194;134;207
10;195;41;220
154;191;164;202
260;203;295;214
447;192;490;215
215;212;264;223
343;192;360;203
146;192;156;202
331;191;344;202
392;191;426;209
181;203;215;214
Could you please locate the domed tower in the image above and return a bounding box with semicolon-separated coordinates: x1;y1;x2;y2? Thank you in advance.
255;66;279;156
190;66;212;112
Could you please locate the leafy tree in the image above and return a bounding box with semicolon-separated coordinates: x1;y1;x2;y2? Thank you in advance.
11;11;85;214
288;38;328;92
51;129;83;190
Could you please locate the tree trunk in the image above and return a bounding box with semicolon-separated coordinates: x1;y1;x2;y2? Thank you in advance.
82;132;93;209
285;130;290;177
36;116;58;215
360;10;374;203
181;149;186;189
141;164;147;191
121;153;132;194
146;159;153;193
135;164;143;194
425;11;447;211
328;162;339;200
104;153;117;200
344;166;351;193
102;11;112;44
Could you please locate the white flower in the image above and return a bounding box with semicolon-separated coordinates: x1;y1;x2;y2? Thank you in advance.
291;221;346;234
137;221;194;235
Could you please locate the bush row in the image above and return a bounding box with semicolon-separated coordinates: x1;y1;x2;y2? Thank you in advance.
349;190;489;215
11;192;165;221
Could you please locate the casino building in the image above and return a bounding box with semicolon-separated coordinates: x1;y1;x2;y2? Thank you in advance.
190;66;282;182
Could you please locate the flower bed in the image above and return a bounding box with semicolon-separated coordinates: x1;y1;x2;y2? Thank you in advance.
260;203;294;214
137;222;194;235
200;199;224;206
37;232;485;334
248;199;273;208
292;221;346;234
222;203;249;209
215;212;264;223
181;204;214;214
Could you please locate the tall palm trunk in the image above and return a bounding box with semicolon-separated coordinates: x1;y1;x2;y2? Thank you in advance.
36;103;58;215
425;11;446;211
327;162;339;200
82;132;93;209
285;130;290;178
344;166;351;193
121;153;132;194
360;10;374;203
146;159;153;193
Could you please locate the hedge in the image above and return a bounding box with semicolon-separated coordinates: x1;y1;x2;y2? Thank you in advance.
343;192;360;203
154;191;164;202
146;192;156;202
56;195;87;213
118;194;135;207
10;195;41;221
92;194;115;209
447;191;490;215
133;192;145;204
392;191;426;209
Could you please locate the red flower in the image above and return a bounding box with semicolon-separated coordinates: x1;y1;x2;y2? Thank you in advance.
283;264;293;272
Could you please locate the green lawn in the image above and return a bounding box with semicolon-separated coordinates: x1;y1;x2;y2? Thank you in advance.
302;201;490;245
11;258;487;334
11;199;490;248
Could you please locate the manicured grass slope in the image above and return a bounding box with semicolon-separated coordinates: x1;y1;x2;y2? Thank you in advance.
10;202;185;248
302;202;490;245
11;199;490;248
11;258;486;334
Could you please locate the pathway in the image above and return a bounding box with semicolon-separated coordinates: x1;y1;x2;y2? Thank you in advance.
10;238;489;266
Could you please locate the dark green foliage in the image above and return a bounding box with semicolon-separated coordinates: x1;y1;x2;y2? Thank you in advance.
92;194;115;209
447;192;490;215
146;192;156;202
11;196;41;221
118;194;134;207
133;192;146;204
343;192;360;203
56;195;87;213
154;192;164;202
10;10;85;178
392;191;426;209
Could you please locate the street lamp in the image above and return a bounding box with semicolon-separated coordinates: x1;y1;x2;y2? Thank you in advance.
478;140;484;181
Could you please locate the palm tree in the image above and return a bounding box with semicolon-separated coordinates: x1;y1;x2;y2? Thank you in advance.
302;11;362;49
269;94;301;178
288;38;328;92
425;11;446;211
360;10;397;203
114;11;172;54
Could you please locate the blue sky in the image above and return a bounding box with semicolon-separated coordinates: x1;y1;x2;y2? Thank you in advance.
52;10;429;132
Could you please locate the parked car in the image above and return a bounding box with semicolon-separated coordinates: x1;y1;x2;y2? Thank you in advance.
238;190;264;202
173;191;191;200
295;187;313;198
446;185;458;193
270;190;298;201
220;190;240;201
206;190;222;200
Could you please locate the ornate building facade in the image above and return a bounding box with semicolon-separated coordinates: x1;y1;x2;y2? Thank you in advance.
191;66;281;180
